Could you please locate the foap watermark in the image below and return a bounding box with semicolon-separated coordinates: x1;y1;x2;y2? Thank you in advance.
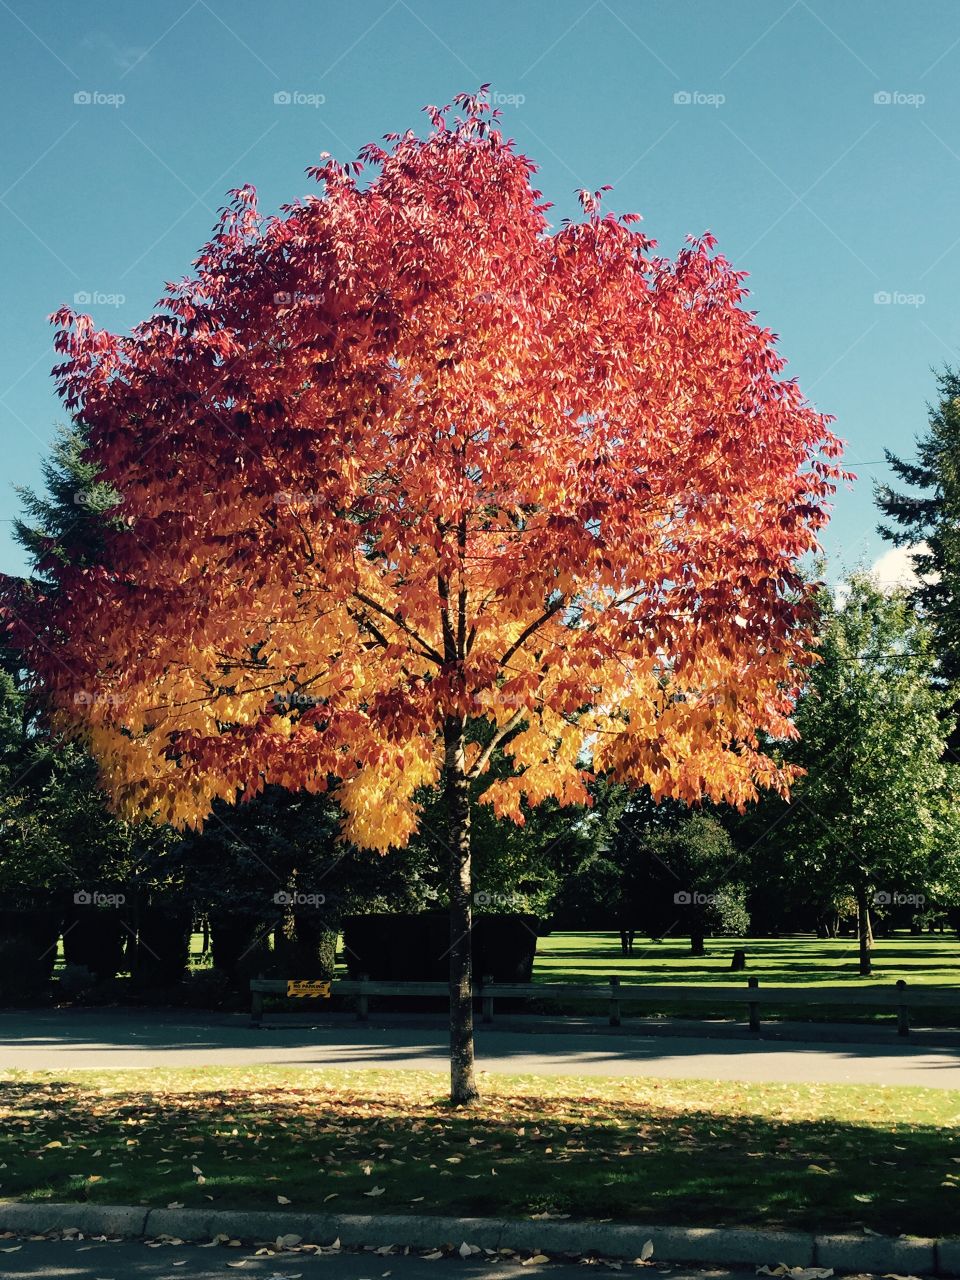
874;90;925;108
74;889;125;906
490;90;525;108
271;690;322;713
274;90;326;108
274;290;323;305
474;890;525;911
674;90;725;108
874;890;926;906
74;290;126;308
874;290;925;307
74;90;125;108
274;490;323;511
674;889;720;906
73;689;126;708
273;890;326;907
73;487;116;512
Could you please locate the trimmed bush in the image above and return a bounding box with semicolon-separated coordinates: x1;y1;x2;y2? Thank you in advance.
342;912;539;982
0;908;62;1003
132;903;192;987
62;906;127;981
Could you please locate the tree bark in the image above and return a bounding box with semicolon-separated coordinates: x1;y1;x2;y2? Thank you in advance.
444;719;479;1106
690;929;706;957
856;886;872;976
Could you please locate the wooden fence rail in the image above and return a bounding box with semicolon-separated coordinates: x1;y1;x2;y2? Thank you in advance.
250;975;960;1036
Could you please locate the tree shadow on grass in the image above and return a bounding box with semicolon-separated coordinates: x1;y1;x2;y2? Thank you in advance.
0;1075;957;1237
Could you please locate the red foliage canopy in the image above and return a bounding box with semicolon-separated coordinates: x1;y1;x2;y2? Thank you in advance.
5;91;845;849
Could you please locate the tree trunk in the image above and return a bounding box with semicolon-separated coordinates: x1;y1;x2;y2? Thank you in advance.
856;886;872;976
690;929;706;957
445;720;479;1106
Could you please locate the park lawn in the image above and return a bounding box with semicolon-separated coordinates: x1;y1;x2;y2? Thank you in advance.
528;933;960;1026
533;931;960;987
0;1066;958;1237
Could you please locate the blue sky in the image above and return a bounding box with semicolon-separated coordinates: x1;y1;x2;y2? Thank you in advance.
2;0;958;582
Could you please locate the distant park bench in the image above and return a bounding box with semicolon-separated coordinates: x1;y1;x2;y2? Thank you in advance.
250;974;960;1037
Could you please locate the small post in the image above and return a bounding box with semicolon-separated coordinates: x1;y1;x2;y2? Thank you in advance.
730;948;747;971
747;976;760;1032
357;973;369;1022
609;975;621;1027
896;979;909;1037
250;985;263;1029
482;973;494;1024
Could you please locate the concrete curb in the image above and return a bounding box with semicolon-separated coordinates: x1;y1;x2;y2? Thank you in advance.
0;1202;954;1275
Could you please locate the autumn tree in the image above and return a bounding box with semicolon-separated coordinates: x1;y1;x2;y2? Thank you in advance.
2;91;842;1103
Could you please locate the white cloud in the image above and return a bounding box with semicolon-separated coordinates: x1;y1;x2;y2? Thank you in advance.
869;543;927;592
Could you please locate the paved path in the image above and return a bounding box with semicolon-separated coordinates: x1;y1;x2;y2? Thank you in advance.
0;1240;784;1280
1;1008;958;1087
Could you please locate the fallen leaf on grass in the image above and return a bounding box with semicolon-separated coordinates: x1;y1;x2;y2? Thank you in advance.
522;1254;551;1265
641;1240;654;1261
276;1195;291;1204
364;1186;386;1197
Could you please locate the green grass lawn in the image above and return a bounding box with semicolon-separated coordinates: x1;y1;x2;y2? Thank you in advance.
527;932;960;1025
534;931;960;987
1;1067;957;1237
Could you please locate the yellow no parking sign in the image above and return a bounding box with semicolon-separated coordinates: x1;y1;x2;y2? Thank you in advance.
286;979;331;998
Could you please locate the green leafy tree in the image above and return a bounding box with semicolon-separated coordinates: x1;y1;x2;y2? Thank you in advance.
640;812;747;955
765;578;958;973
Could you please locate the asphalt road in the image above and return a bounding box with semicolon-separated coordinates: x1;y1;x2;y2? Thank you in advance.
0;1241;788;1280
1;1008;958;1087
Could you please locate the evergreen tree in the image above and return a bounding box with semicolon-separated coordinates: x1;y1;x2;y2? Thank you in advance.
876;368;960;688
